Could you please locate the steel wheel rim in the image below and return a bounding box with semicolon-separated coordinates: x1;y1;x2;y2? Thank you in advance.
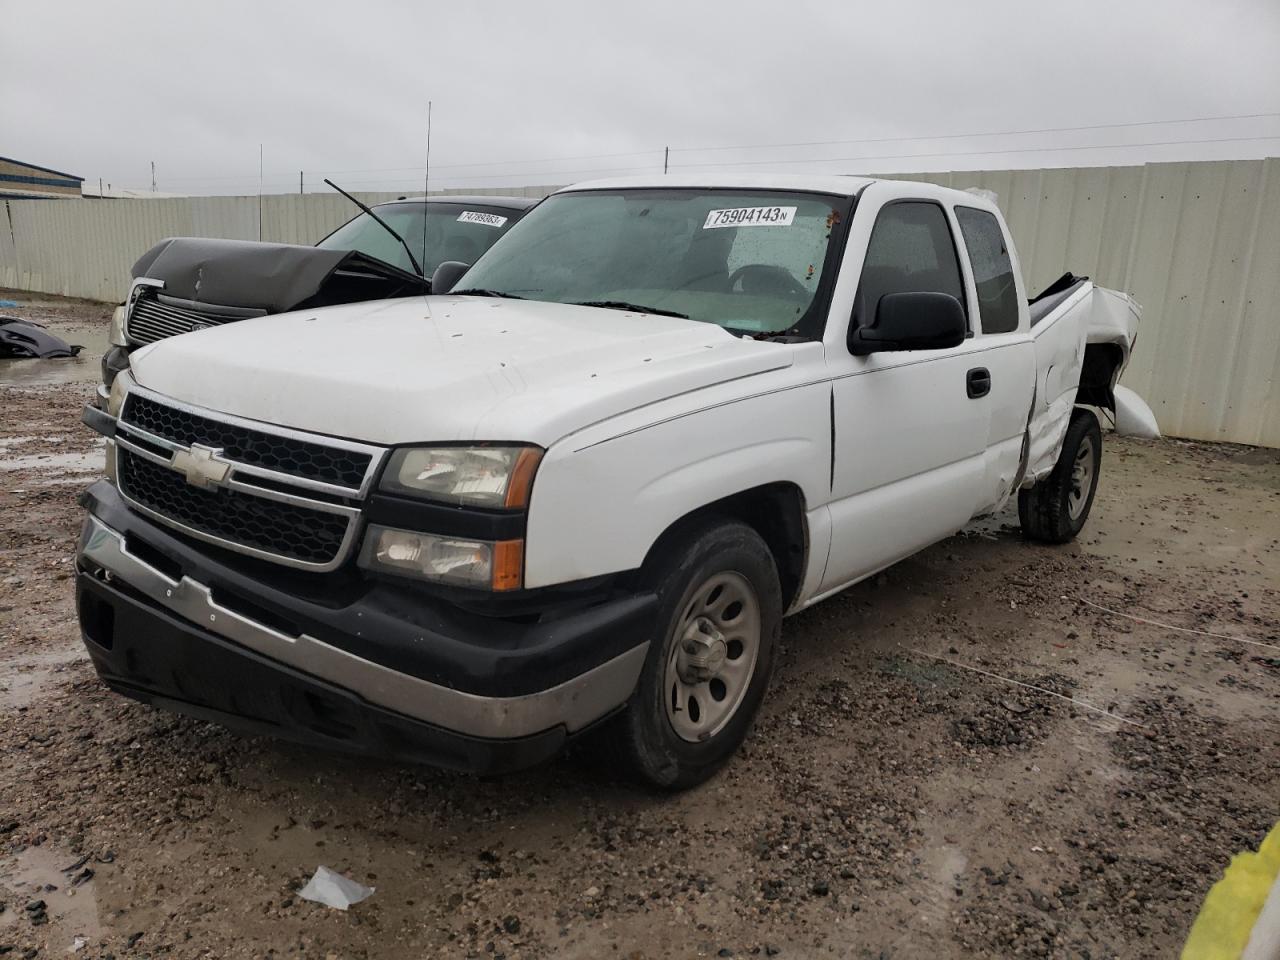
1068;435;1095;520
663;571;761;743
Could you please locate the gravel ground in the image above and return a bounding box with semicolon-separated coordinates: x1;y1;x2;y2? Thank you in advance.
1;292;1278;959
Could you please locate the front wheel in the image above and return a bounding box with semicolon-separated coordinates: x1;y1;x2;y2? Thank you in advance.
1019;410;1103;543
614;519;782;790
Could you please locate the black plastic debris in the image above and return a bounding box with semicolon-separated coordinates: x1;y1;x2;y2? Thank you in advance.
0;316;82;359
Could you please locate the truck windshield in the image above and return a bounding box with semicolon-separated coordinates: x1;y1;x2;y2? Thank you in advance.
457;189;853;337
317;202;518;277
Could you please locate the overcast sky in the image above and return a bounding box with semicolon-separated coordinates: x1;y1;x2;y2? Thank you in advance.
3;0;1278;196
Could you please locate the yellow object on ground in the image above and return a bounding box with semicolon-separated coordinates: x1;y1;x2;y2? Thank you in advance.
1182;823;1280;959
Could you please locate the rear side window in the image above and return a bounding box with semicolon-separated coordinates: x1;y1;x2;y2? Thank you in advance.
855;201;966;329
955;207;1019;334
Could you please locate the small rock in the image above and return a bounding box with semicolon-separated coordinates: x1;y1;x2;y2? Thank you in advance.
584;886;600;898
125;933;144;949
765;947;782;957
502;915;520;934
811;881;830;897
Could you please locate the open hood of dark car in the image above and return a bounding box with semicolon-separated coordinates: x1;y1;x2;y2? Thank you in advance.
131;237;428;313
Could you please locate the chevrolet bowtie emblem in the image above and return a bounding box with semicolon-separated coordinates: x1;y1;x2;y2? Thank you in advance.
171;444;231;490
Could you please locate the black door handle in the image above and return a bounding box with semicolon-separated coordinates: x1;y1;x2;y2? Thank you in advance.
966;367;991;399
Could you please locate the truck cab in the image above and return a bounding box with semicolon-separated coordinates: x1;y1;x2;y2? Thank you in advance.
77;175;1139;788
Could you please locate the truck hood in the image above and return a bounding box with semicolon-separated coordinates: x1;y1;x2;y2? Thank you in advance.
131;237;426;314
129;296;794;446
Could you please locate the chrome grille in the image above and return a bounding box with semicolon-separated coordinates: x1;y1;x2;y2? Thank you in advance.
123;393;373;488
125;292;237;345
118;449;352;566
113;388;384;571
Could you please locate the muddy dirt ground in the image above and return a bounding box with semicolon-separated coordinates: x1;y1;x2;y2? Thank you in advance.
1;291;1277;959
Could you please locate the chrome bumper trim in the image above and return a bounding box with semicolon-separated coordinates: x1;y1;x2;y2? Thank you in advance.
79;515;647;739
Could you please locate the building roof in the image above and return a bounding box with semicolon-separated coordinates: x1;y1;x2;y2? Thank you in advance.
0;155;84;182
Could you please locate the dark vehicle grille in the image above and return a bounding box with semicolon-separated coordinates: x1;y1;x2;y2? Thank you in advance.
123;393;372;490
118;449;351;566
126;294;238;345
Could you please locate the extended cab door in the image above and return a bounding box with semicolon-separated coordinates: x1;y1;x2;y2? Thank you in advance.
951;206;1037;516
819;196;991;595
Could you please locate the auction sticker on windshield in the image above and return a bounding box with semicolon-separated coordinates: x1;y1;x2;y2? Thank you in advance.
457;211;509;227
703;206;797;229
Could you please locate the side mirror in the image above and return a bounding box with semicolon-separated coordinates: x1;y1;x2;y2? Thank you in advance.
430;260;470;295
850;292;966;356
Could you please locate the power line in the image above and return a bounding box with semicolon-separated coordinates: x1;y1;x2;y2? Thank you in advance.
670;110;1280;155
145;110;1280;187
671;133;1280;171
158;148;665;183
113;127;1280;194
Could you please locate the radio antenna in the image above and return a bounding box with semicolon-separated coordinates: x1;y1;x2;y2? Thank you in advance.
421;100;432;290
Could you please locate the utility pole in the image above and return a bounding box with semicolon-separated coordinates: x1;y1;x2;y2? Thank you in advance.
150;161;156;192
300;170;304;195
663;146;669;174
258;144;264;241
98;177;103;197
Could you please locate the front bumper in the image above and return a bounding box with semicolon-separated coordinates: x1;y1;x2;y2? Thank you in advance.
75;482;657;773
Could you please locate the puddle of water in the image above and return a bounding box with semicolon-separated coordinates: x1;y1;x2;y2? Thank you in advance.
0;843;103;939
0;437;106;480
0;448;105;473
0;322;107;386
0;645;85;711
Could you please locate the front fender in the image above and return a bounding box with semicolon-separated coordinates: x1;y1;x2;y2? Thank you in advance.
523;379;831;588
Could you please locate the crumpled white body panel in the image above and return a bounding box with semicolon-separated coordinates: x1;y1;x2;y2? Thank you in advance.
1024;285;1143;485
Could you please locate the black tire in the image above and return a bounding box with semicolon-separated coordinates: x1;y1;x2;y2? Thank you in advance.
614;518;782;790
1019;409;1103;544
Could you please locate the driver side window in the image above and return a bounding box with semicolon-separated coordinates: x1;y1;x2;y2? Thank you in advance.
855;201;966;330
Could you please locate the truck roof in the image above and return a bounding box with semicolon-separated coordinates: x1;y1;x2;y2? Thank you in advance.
558;173;879;196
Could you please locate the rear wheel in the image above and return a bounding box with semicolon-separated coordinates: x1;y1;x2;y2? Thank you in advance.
1019;410;1102;543
615;519;781;790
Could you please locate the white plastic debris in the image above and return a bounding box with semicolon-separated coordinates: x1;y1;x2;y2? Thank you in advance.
1113;385;1161;439
297;865;375;911
72;937;87;953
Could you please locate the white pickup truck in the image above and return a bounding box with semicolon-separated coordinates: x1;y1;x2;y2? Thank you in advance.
77;174;1141;788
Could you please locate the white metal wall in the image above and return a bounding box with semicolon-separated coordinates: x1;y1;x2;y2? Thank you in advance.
1;161;1276;447
883;159;1280;448
0;185;558;303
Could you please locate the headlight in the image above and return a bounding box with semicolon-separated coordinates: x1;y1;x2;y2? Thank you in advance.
358;525;523;591
107;369;134;418
109;305;128;347
380;445;542;508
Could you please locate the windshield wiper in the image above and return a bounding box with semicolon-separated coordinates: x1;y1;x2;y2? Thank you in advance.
323;178;424;278
451;288;527;300
571;300;689;319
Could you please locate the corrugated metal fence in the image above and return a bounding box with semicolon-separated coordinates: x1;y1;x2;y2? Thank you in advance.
886;160;1279;449
0;185;558;303
2;160;1276;447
